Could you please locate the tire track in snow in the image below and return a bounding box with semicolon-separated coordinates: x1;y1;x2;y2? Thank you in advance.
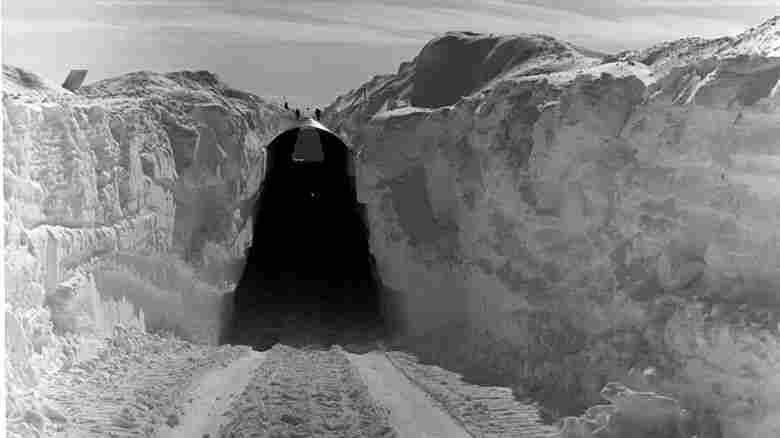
155;350;267;438
346;350;474;438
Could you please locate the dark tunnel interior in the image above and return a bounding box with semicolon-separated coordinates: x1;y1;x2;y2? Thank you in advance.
222;124;387;350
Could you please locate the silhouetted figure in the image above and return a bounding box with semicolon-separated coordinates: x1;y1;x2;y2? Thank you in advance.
295;108;300;120
284;101;289;110
315;108;321;121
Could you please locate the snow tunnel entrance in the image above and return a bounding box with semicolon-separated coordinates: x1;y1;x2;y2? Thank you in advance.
222;121;386;350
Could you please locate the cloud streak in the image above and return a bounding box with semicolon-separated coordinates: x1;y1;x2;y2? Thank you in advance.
3;18;131;34
4;0;771;51
94;0;212;6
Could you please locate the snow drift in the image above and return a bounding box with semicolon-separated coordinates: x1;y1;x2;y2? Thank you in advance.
324;18;780;438
3;65;293;424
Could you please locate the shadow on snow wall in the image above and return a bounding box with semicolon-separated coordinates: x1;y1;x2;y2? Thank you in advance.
221;122;386;349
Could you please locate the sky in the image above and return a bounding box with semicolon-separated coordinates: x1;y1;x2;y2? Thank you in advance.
3;0;777;108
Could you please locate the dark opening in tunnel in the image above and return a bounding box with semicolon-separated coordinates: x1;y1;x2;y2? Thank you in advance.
222;121;387;350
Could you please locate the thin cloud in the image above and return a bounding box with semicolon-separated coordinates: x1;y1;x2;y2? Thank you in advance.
626;0;780;7
5;0;769;50
3;18;131;34
131;14;425;46
95;0;213;6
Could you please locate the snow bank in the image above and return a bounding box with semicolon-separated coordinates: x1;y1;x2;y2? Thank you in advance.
326;18;780;438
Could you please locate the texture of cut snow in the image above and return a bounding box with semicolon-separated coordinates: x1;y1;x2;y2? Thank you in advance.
685;65;720;104
770;74;780;98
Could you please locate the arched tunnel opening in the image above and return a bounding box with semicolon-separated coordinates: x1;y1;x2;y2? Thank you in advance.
222;120;387;350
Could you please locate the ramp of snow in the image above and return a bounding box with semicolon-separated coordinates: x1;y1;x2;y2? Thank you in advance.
515;61;656;86
370;106;436;122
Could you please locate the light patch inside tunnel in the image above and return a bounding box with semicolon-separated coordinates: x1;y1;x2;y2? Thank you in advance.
292;127;325;162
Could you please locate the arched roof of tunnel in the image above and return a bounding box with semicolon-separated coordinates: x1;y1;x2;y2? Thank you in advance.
265;118;352;164
243;119;358;239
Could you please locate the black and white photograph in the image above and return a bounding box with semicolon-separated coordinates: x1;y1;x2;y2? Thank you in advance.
2;1;780;437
